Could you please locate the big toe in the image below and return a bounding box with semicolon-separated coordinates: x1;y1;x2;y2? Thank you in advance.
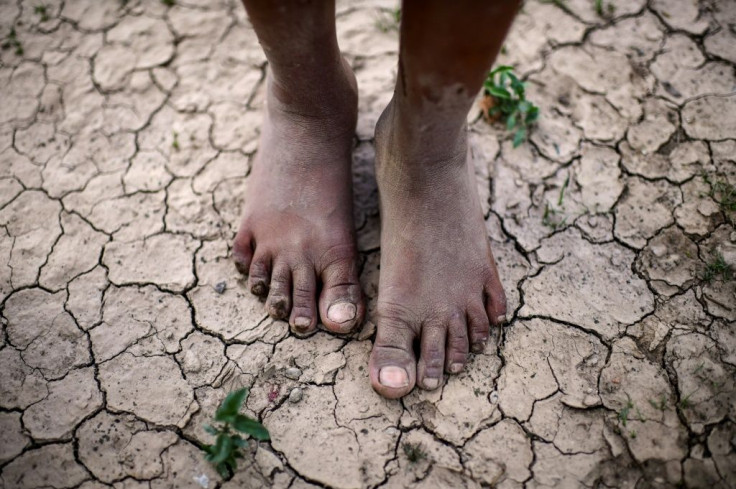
319;262;364;334
369;316;417;399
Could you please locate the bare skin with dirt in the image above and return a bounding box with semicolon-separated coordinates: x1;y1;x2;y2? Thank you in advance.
369;100;507;398
232;65;365;335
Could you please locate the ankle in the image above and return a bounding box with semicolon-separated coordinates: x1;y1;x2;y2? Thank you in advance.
374;99;468;182
267;57;358;122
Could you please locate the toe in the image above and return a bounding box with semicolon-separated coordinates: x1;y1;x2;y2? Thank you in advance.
319;259;364;334
369;315;417;399
266;262;291;320
485;261;507;327
445;313;469;374
416;321;447;390
468;302;491;353
248;252;271;297
289;264;318;335
232;230;253;275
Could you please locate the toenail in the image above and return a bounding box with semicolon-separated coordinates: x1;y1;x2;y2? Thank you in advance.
293;316;311;332
234;260;248;275
471;341;486;354
496;314;508;325
379;366;409;388
424;378;439;390
449;363;464;374
327;302;356;324
251;282;267;296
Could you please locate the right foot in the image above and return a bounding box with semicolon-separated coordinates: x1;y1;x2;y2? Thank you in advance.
232;60;365;335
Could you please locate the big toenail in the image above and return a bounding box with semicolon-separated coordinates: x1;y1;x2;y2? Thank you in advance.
496;314;507;325
379;366;409;388
449;363;464;374
424;378;439;390
251;282;267;296
293;316;311;331
471;341;486;354
327;302;356;323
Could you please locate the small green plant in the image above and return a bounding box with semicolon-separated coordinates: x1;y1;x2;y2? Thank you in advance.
617;396;634;427
171;131;180;151
648;394;667;412
710;179;736;213
482;65;539;147
402;442;427;463
375;7;401;32
202;388;270;479
594;0;615;17
703;252;733;283
161;0;175;6
2;28;23;56
34;5;49;22
679;392;694;410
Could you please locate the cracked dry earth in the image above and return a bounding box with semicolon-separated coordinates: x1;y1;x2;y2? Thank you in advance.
1;0;735;488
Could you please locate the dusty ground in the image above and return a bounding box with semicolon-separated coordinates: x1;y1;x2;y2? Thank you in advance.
1;0;735;488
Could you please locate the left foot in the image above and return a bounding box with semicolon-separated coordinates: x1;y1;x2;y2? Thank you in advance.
368;101;507;399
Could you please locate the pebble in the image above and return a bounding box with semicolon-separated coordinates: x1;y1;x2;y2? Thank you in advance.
489;390;499;404
288;387;303;403
214;281;226;294
284;367;301;380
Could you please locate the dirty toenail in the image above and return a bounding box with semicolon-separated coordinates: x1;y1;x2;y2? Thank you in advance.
379;366;409;388
449;363;464;374
234;260;248;275
424;378;440;390
471;341;487;354
327;302;356;324
496;314;507;325
251;282;267;296
293;316;311;332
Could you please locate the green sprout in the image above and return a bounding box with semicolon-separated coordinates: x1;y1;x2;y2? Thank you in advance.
375;7;401;32
679;391;695;410
171;131;180;151
2;28;23;56
482;65;539;147
161;0;175;6
402;442;427;463
703;252;733;283
710;179;736;213
202;388;270;479
648;394;667;411
618;396;634;427
34;5;49;22
594;0;615;17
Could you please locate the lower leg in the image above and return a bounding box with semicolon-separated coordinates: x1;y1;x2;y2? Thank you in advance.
370;0;520;398
234;0;365;334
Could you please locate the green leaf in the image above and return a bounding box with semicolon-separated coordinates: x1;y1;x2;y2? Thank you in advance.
232;436;249;448
232;414;270;441
513;128;526;147
526;106;539;124
203;424;218;436
210;434;234;464
488;86;511;100
518;100;531;113
490;65;514;76
215;463;230;479
506;114;517;130
215;388;248;422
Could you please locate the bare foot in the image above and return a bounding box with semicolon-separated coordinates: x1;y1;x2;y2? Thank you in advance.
368;101;507;399
233;61;365;335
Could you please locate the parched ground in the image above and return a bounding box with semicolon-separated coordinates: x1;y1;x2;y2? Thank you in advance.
1;0;735;488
